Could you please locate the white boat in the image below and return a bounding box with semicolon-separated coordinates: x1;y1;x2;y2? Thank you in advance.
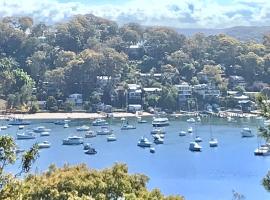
209;138;218;147
18;125;25;130
187;118;196;123
121;122;136;130
197;116;201;122
107;134;117;142
37;141;51;149
137;116;147;123
33;126;51;133
63;123;69;128
154;136;164;144
84;147;97;155
76;125;90;131
152;133;165;139
40;131;50;136
189;142;202;152
264;120;270;126
151;127;165;134
152;117;169;127
54;120;65;125
194;136;202;143
85;130;96;138
241;128;254;137
150;147;155;153
9;118;31;125
137;137;152;147
62;136;83;145
17;131;36;140
188;127;193;133
0;126;8;130
92;118;108;126
97;126;113;135
83;143;92;150
179;131;187;136
254;145;270;156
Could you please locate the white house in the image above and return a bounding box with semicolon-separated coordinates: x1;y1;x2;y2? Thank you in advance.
66;93;83;106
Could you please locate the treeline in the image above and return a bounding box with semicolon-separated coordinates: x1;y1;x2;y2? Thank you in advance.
0;14;270;109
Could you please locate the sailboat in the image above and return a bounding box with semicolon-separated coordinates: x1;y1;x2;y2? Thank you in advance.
194;122;202;142
209;116;218;147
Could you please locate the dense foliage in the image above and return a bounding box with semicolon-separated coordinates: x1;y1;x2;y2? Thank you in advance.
0;14;270;110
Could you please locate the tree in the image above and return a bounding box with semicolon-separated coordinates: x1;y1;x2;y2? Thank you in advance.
46;96;58;112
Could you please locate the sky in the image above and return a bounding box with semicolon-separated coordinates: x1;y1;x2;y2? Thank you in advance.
0;0;270;28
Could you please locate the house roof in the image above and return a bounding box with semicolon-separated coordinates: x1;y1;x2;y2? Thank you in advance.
143;88;162;92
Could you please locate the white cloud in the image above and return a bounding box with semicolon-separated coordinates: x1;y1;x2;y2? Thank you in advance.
0;0;270;28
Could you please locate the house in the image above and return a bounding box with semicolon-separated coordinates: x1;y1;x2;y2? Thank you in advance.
229;76;246;89
66;93;83;106
175;83;192;101
127;84;142;105
127;41;145;59
128;104;142;113
193;84;220;98
139;73;162;81
143;87;162;95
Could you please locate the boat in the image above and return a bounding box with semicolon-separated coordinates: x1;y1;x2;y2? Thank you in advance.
92;118;108;126
63;123;69;128
197;116;201;122
264;120;270;126
121;121;136;130
188;127;193;133
150;147;155;153
209;138;218;147
40;131;50;136
152;117;169;127
37;141;51;149
151;127;165;134
152;133;165;139
179;131;187;136
194;136;202;143
76;125;90;131
18;125;24;129
137;116;147;123
85;130;96;138
153;136;164;144
187;118;196;123
137;137;152;147
97;126;113;135
17;131;36;140
54;120;65;125
62;136;83;145
33;126;51;133
107;134;117;142
8;118;31;125
83;143;92;150
84;147;97;155
189;142;202;152
0;126;8;130
241;128;254;137
254;145;270;156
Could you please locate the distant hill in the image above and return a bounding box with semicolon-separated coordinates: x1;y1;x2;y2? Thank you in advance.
176;26;270;42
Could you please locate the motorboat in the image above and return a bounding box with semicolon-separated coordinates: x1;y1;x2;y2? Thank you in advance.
194;136;202;143
84;147;97;155
150;147;155;153
179;131;187;136
197;116;201;122
63;123;69;128
18;125;24;130
54;120;65;125
137;137;152;147
83;143;92;150
152;117;169;127
137;116;147;123
153;136;164;144
241;128;254;137
188;127;193;133
209;138;218;147
62;136;83;145
40;131;50;136
151;127;165;134
264;120;270;126
121;121;136;130
0;126;8;130
92;118;108;126
152;133;165;139
17;131;36;140
254;145;270;156
189;142;202;152
187;118;196;123
97;126;113;135
33;126;51;133
76;125;90;131
85;130;96;138
37;141;51;149
8;118;31;126
107;134;117;142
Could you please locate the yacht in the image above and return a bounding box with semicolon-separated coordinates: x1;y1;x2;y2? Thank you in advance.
17;131;36;140
0;126;8;130
195;136;202;143
254;144;270;156
63;123;69;128
97;126;113;135
33;126;51;133
18;125;24;129
85;130;96;138
188;127;193;133
152;117;169;127
150;147;156;153
76;125;90;131
40;131;50;136
37;141;51;149
187;118;196;123
189;142;202;152
107;134;117;142
62;136;83;145
241;128;254;137
179;131;187;136
137;116;147;123
9;118;31;126
151;127;165;134
92;118;108;126
84;147;97;155
121;123;136;130
209;138;218;147
153;136;164;144
152;133;165;139
137;137;152;147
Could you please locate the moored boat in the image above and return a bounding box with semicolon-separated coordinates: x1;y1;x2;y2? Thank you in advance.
107;134;117;142
40;131;50;136
189;142;202;152
62;136;83;145
97;126;113;135
33;126;51;133
151;127;165;134
179;131;187;136
85;130;96;138
92;118;108;126
152;117;169;127
241;128;254;137
38;141;51;149
137;137;152;147
76;125;90;131
209;138;218;147
17;131;36;140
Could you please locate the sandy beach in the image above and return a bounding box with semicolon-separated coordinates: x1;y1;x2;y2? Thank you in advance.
0;112;153;120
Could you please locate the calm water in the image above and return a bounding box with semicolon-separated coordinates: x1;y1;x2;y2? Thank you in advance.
1;116;270;200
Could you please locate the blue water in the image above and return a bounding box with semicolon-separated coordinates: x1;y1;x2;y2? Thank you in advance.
1;117;270;200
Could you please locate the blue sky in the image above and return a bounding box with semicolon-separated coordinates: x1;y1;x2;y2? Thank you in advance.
0;0;269;28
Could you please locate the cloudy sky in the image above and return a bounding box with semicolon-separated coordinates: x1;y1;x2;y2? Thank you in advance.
0;0;270;28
